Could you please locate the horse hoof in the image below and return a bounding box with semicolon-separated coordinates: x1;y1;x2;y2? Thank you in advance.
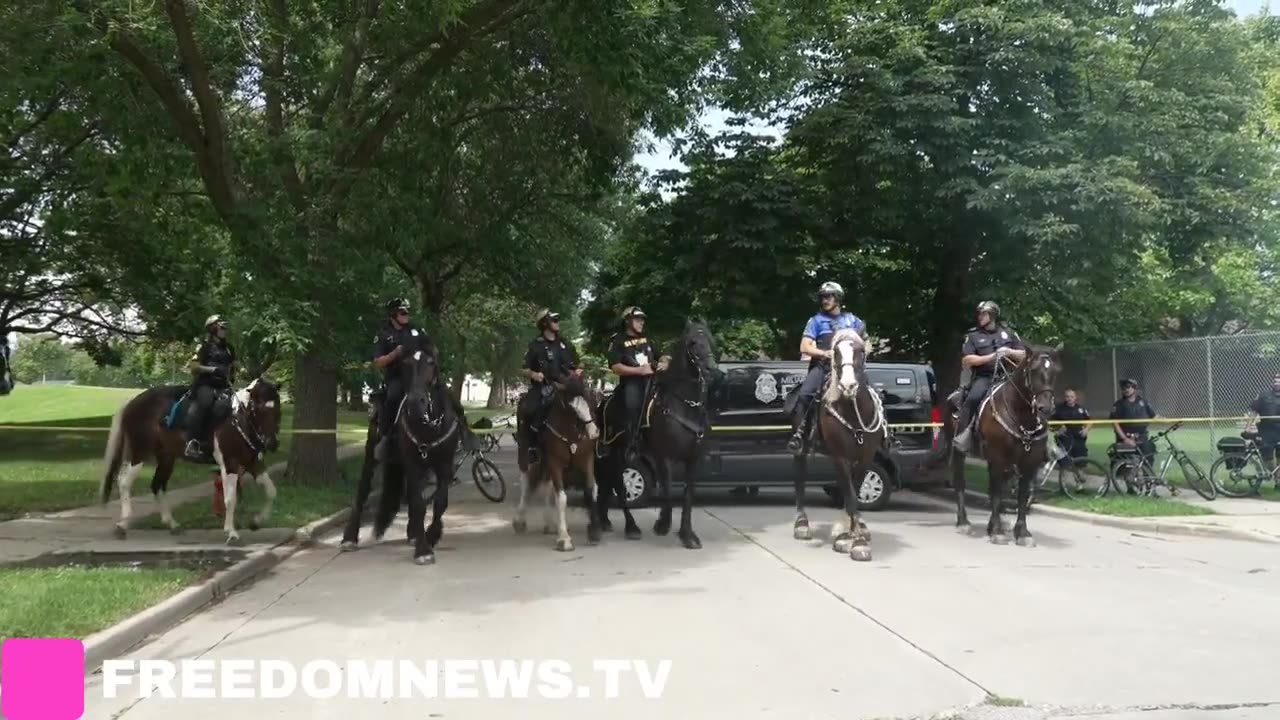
833;533;854;554
600;519;614;533
226;534;242;547
624;526;642;540
556;538;575;552
542;525;556;535
1016;535;1037;548
653;519;670;536
955;523;972;536
512;519;527;534
849;545;873;562
989;534;1009;545
680;533;702;550
414;552;436;566
248;519;260;532
793;524;812;541
587;527;602;544
339;540;359;552
168;526;183;536
113;525;127;540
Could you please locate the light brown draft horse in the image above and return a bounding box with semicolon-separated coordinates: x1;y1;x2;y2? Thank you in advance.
792;329;886;562
100;377;283;545
513;374;600;551
938;345;1062;546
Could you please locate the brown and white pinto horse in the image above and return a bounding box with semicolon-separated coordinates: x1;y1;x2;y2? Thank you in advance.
100;377;283;544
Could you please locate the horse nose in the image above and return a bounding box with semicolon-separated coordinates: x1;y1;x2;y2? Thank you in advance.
266;437;279;451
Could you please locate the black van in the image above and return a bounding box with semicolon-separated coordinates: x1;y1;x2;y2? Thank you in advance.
617;360;940;510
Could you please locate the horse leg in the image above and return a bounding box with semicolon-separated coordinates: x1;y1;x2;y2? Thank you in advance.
425;456;452;553
374;461;403;542
831;458;855;553
249;467;277;531
952;448;971;534
583;454;602;545
542;465;558;535
594;452;614;533
618;449;641;540
151;457;181;535
986;461;1010;545
512;463;533;534
1014;457;1037;548
549;466;574;552
405;463;432;565
793;455;811;540
846;458;872;562
211;436;242;546
653;456;673;537
341;428;380;549
113;462;143;539
677;455;701;550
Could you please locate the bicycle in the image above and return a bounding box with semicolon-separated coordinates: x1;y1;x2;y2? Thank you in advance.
447;427;507;503
1210;432;1280;498
1106;422;1215;500
1044;433;1110;499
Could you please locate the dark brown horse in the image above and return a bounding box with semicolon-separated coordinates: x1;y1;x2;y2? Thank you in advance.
792;329;886;561
100;377;283;544
513;375;600;551
938;346;1062;546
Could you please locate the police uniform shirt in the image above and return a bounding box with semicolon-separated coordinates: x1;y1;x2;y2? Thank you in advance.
1249;390;1280;435
524;335;579;382
1051;402;1090;438
803;311;865;367
961;324;1025;377
1109;396;1156;437
372;323;428;381
607;332;657;383
191;338;236;385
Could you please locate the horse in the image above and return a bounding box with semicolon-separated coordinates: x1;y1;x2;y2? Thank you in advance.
342;333;460;565
937;345;1062;546
791;329;886;562
99;376;283;545
513;373;600;551
635;318;720;550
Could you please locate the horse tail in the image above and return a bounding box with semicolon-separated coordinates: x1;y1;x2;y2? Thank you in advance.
100;403;128;504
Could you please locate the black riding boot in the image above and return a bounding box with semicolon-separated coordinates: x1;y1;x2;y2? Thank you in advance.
787;400;812;456
953;406;975;453
525;423;541;465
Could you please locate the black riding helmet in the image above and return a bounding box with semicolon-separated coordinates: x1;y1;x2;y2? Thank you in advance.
1119;378;1138;390
386;298;409;316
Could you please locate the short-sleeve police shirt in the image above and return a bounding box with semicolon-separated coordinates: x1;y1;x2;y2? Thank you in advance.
962;325;1024;377
1051;402;1090;438
191;339;236;386
524;335;579;383
1249;390;1280;435
372;323;426;383
608;332;658;385
1109;396;1156;438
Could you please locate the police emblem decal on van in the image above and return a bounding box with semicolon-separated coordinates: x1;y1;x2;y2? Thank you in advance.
755;372;778;404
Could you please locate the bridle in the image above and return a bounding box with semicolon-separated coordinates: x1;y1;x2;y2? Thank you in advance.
823;341;885;445
398;357;458;460
231;386;277;459
656;334;713;441
990;355;1053;452
542;384;596;455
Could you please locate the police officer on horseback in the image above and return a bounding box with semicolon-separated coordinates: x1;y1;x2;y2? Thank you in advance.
185;315;237;461
953;300;1026;453
788;281;866;456
519;308;582;465
608;306;661;463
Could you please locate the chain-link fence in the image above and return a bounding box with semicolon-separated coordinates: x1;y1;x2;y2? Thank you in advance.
1058;331;1280;471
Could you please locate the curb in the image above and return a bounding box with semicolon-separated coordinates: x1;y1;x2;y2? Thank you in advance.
82;474;378;675
924;484;1280;546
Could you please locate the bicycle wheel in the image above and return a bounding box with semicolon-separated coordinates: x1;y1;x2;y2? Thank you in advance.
1211;454;1264;498
1177;454;1216;501
1107;458;1135;496
1058;459;1109;499
471;456;507;503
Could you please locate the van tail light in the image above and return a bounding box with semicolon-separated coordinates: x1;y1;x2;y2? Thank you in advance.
931;406;942;448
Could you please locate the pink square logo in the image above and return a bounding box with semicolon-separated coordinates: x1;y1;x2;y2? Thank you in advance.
1;638;86;720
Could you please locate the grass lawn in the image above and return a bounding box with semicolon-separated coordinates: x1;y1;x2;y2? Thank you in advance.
138;455;366;531
0;567;196;643
0;385;367;518
961;465;1214;517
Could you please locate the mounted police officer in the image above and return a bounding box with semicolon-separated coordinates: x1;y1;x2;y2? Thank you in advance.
788;281;866;456
608;306;661;462
519;308;581;465
953;300;1026;454
185;314;237;461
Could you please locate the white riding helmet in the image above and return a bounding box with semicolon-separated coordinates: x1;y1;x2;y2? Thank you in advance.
817;281;844;300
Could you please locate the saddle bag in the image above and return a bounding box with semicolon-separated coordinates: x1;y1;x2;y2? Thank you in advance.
1217;436;1249;470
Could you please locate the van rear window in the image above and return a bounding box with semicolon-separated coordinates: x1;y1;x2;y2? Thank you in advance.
868;370;914;388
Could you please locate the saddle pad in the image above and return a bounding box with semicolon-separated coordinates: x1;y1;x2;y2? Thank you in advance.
162;392;190;429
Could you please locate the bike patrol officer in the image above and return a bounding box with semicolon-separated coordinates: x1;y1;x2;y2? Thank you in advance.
953;300;1026;453
185;314;237;462
607;306;661;462
1109;378;1158;467
518;309;582;464
1245;373;1280;468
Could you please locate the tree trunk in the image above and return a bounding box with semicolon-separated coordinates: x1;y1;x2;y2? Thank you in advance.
345;379;365;411
486;374;505;408
285;348;340;487
927;237;975;400
449;364;466;404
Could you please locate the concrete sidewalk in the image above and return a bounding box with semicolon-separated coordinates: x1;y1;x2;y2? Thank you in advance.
0;444;365;564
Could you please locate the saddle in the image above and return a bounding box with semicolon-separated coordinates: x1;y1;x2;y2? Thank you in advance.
160;387;232;431
597;382;659;448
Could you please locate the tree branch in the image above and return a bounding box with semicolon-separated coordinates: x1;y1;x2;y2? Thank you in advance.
263;0;307;211
313;0;382;123
4;90;67;151
0;121;101;221
163;0;231;176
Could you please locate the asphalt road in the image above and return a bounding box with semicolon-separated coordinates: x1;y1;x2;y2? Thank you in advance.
80;465;1280;720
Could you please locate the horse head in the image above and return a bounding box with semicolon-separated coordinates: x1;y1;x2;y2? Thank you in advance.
682;318;721;383
830;329;869;401
240;376;283;452
1018;343;1063;423
553;372;599;441
401;333;448;428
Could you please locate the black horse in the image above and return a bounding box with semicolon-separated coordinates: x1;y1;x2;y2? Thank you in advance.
340;333;461;565
598;319;720;549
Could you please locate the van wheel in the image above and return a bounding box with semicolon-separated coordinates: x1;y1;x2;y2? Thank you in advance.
823;462;894;511
619;459;654;509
